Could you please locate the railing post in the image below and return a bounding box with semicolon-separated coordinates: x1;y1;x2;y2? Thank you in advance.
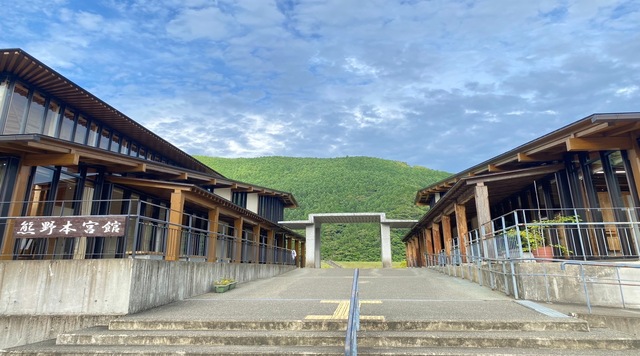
626;208;640;259
580;264;592;313
345;268;360;356
131;199;142;258
510;259;519;299
575;208;587;261
514;212;523;258
616;267;626;309
543;262;551;302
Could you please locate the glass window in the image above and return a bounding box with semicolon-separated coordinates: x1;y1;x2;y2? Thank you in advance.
98;128;111;150
3;82;29;134
27;167;55;216
110;188;125;214
138;147;146;160
42;99;61;137
24;91;46;134
58;108;76;141
52;172;78;216
130;143;139;157
120;137;130;155
110;132;120;152
0;78;8;118
74;115;89;144
87;122;99;146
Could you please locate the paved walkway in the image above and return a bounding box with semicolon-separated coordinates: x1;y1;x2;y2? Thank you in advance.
120;268;567;323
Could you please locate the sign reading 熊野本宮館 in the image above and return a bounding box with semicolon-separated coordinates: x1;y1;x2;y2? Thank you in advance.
13;216;127;238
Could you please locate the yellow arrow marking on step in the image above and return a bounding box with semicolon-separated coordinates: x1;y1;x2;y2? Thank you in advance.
305;300;384;321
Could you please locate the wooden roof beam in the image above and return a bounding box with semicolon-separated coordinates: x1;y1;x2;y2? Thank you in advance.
517;152;564;163
526;137;567;155
566;137;632;151
23;152;79;166
574;122;612;137
517;153;536;162
26;141;72;153
110;163;147;173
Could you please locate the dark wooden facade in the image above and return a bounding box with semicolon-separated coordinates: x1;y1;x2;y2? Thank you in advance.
0;48;304;265
405;113;640;265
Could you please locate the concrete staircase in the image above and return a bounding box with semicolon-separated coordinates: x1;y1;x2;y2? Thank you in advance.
4;317;640;355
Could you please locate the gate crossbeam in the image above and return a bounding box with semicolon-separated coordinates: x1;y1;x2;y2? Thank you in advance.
280;213;416;268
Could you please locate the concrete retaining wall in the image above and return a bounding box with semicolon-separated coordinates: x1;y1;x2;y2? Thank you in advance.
0;315;115;351
0;259;295;349
432;262;640;308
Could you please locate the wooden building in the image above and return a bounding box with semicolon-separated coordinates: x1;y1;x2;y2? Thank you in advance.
0;48;304;265
405;113;640;266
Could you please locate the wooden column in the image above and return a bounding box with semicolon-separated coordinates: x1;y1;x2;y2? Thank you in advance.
266;229;275;264
442;215;452;260
475;182;492;236
626;135;640;204
424;228;434;266
294;239;300;267
206;207;219;262
0;165;32;260
454;203;468;262
233;217;243;263
408;239;414;267
417;231;425;267
253;224;261;264
404;240;413;267
409;236;416;267
166;190;185;261
432;223;442;254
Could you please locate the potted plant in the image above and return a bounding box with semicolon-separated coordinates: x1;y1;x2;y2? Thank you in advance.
508;214;577;260
213;278;235;293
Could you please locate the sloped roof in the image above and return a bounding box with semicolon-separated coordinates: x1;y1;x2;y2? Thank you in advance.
415;112;640;206
0;48;219;176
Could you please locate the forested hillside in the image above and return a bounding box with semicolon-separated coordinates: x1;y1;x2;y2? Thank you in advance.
196;156;451;262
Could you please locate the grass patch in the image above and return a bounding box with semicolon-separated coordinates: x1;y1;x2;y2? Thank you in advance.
323;261;406;269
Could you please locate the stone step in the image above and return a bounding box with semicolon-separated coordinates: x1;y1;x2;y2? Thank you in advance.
54;326;640;350
108;319;590;332
4;339;639;356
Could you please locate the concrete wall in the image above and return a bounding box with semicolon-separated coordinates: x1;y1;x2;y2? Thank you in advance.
431;262;640;308
0;315;115;351
127;259;295;314
0;259;295;349
515;263;640;309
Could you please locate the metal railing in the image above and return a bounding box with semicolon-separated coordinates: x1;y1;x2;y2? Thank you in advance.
345;268;360;356
426;252;640;312
560;260;640;313
2;199;297;264
464;208;640;262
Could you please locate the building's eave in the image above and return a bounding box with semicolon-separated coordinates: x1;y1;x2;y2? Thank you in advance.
0;48;221;176
415;112;640;206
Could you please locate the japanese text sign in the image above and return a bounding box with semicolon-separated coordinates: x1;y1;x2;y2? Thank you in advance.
14;216;127;238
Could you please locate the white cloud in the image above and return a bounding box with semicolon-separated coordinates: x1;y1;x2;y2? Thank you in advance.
616;85;639;97
2;0;639;172
343;57;380;77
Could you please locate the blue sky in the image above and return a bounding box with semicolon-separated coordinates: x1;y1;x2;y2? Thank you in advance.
1;0;639;173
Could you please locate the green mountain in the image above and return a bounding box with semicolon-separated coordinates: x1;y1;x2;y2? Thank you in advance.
195;156;452;262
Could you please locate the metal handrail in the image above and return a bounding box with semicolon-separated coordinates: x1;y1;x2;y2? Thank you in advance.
560;260;640;313
345;268;360;356
426;252;640;313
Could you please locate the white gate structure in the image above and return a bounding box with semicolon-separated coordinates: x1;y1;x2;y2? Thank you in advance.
280;213;417;268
